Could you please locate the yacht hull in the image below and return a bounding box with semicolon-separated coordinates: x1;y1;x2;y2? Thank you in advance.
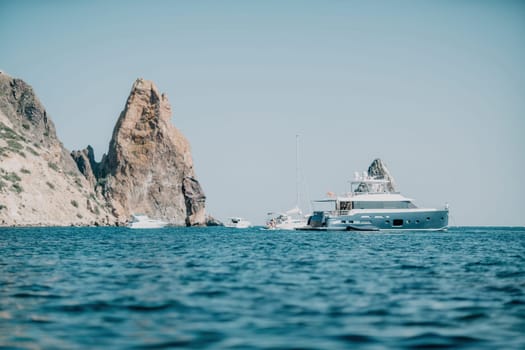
128;223;167;229
301;209;448;231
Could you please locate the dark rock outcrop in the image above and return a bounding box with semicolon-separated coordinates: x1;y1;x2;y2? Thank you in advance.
367;158;396;191
2;77;55;146
356;158;397;192
71;146;99;187
182;177;206;226
205;215;223;226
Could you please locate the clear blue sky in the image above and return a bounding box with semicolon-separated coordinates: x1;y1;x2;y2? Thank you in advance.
1;0;524;225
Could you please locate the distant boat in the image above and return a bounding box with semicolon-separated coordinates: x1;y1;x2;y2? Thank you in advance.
299;170;449;231
224;217;252;229
127;214;167;229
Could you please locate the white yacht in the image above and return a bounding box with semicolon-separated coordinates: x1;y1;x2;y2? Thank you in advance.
300;171;449;231
266;207;308;230
127;214;168;229
224;217;252;229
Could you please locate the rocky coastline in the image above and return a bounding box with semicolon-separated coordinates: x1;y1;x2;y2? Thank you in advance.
0;72;209;226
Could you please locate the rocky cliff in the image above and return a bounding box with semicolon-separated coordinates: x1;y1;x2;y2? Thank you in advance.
0;73;207;226
0;72;116;226
74;78;206;226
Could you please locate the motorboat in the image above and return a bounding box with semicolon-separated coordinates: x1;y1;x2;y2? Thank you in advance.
265;207;308;230
299;168;449;232
224;217;252;228
127;214;168;229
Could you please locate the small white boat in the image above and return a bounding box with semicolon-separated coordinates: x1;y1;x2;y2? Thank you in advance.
266;207;308;230
127;214;167;229
224;217;252;228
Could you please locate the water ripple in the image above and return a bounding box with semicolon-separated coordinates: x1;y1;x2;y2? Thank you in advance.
0;226;524;349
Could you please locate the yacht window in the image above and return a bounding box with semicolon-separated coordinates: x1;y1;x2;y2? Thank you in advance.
340;201;352;210
393;219;403;226
353;201;414;209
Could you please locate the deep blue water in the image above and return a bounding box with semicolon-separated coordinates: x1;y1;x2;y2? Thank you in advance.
0;227;524;349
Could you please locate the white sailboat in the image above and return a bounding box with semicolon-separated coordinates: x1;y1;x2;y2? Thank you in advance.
265;135;309;230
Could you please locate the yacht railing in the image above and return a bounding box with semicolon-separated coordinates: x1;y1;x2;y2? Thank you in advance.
314;210;351;216
351;190;401;195
315;206;449;216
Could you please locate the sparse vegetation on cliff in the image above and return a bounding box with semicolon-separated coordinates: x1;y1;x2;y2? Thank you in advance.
25;146;39;156
11;183;23;194
74;178;82;188
2;172;21;182
47;162;59;171
7;139;23;151
0;122;22;140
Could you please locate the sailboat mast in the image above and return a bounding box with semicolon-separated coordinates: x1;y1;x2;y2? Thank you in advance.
295;134;299;208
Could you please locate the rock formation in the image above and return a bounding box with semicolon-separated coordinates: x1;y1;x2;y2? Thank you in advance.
71;146;99;188
0;73;207;226
205;215;223;226
367;158;397;191
356;158;397;193
74;78;207;226
0;72;116;226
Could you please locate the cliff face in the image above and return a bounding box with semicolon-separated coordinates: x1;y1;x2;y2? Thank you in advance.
0;72;116;226
102;78;206;225
76;78;207;226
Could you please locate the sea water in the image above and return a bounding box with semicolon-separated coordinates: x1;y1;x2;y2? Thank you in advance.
0;227;524;349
